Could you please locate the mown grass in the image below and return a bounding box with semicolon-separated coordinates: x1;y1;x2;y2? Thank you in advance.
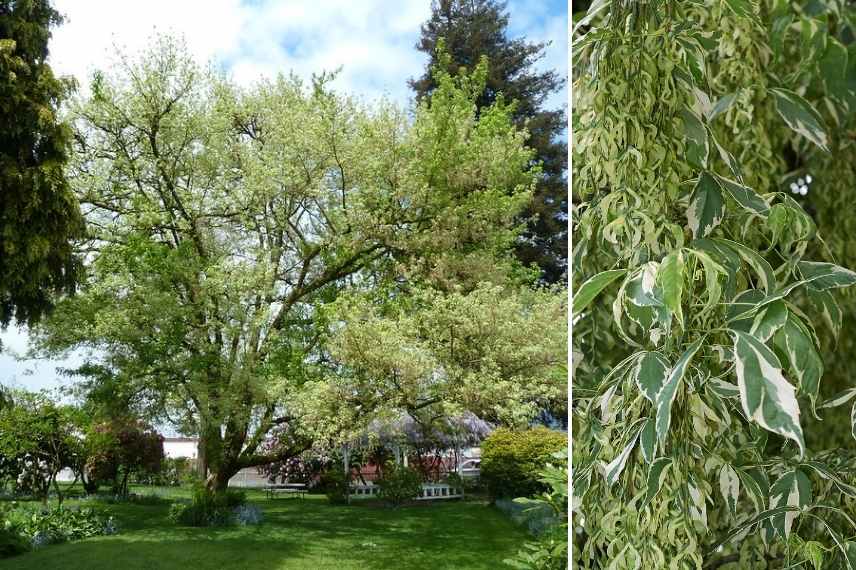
1;485;527;569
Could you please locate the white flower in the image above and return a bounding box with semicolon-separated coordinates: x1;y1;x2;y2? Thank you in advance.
800;186;808;196
797;177;805;186
806;174;813;183
789;183;799;193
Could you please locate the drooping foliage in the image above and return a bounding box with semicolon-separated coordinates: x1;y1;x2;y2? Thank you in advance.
412;0;568;283
0;0;84;326
573;0;856;567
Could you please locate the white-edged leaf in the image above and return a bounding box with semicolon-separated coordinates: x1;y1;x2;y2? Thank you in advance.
773;314;823;415
688;248;725;316
640;457;672;512
719;464;740;517
799;261;856;291
851;401;856;442
640;418;656;464
655;339;703;445
680;107;709;168
604;430;640;486
709;378;740;398
730;329;805;457
770;87;829;151
687;173;725;238
732;299;787;342
573;269;627;315
769;469;812;539
634;352;670;404
715;238;775;292
713;174;770;216
808;288;843;339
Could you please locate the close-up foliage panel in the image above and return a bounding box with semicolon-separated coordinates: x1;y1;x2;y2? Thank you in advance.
572;0;856;568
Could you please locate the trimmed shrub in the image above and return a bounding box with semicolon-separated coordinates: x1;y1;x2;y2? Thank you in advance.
480;427;567;500
377;464;422;507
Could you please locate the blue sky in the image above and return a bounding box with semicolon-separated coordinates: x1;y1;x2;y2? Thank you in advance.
0;0;568;397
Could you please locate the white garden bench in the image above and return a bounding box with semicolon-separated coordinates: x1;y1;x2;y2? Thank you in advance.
264;483;307;499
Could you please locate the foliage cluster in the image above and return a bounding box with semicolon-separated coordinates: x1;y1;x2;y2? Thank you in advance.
1;503;116;558
480;427;567;500
376;464;423;507
573;0;856;567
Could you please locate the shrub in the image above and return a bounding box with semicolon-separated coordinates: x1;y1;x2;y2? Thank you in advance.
318;468;350;505
168;485;249;527
377;464;422;507
480;427;567;500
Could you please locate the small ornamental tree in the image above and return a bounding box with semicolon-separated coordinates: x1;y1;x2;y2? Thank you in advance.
573;0;856;567
85;420;164;496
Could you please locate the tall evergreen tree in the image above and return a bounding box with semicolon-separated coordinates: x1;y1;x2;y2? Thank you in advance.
0;0;83;327
411;0;567;283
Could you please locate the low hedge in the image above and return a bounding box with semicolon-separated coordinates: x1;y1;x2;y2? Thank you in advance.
480;427;567;500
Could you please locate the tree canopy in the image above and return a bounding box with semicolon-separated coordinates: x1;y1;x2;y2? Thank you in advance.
34;36;563;491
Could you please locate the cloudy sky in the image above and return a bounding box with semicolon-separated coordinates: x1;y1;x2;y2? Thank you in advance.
0;0;568;396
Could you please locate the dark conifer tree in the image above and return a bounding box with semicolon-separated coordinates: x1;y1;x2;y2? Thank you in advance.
411;0;567;283
0;0;83;327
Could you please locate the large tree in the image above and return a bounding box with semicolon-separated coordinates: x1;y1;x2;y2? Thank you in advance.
411;0;567;284
0;0;84;326
35;37;539;491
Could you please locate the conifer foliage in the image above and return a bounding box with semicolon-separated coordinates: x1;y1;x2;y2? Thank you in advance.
0;0;83;327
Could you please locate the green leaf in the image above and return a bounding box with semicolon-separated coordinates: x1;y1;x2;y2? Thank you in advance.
633;352;669;404
640;457;672;512
713;174;769;216
730;329;805;457
719;464;740;517
711;506;801;551
770;87;829;151
769;469;811;539
819;388;856;410
657;251;685;327
680;107;709;168
573;269;627;315
798;261;856;291
655;339;703;445
802;461;856;499
687;173;725;239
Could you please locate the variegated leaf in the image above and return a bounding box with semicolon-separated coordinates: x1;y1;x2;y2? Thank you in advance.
641;457;672;512
688;173;725;239
680;107;709;168
773;314;823;415
715;238;775;292
719;464;740;517
656;339;703;445
769;469;811;539
799;261;856;291
657;251;685;328
731;329;805;457
713;174;769;216
640;418;656;464
808;288;843;339
770;87;829;151
573;269;627;315
634;352;669;404
604;430;640;486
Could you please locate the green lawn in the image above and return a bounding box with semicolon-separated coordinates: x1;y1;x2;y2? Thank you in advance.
1;486;528;569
